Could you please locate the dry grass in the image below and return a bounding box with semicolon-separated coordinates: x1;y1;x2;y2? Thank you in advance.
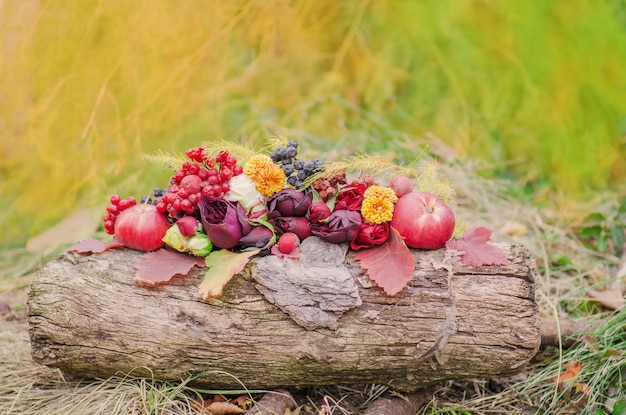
1;141;622;414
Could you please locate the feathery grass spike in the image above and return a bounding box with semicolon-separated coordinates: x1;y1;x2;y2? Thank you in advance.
202;139;257;164
143;152;188;171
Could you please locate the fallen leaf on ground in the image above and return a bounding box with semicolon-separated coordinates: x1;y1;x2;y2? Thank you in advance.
206;401;245;414
0;302;11;314
553;361;583;384
588;279;624;310
445;227;509;267
134;249;206;286
230;395;252;409
355;227;414;296
198;249;260;299
500;221;528;236
67;238;124;254
26;208;103;253
553;361;590;397
190;397;245;414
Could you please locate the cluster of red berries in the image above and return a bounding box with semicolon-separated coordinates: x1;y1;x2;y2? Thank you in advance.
103;194;137;234
155;147;243;218
311;170;348;200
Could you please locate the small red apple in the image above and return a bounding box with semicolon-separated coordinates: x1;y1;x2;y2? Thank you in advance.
391;191;455;249
389;175;413;198
114;203;171;251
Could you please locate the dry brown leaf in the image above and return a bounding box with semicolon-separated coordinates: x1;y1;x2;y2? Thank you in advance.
26;207;102;253
500;221;528;236
230;395;252;409
553;361;583;384
588;279;624;310
206;401;245;414
284;407;302;415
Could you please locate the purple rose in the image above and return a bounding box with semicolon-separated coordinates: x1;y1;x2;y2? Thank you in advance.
310;210;362;244
307;202;331;223
238;225;274;250
199;196;251;249
267;188;313;218
274;217;312;241
350;222;390;250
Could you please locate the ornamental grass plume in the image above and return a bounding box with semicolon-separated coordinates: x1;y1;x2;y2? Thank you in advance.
361;185;398;224
243;155;287;197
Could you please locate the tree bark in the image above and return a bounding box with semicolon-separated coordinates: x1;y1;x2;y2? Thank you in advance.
28;239;540;392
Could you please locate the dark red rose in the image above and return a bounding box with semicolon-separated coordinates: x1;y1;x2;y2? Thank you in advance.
199;196;252;249
267;188;313;218
350;222;391;250
307;202;331;223
238;225;274;250
334;183;367;211
310;210;362;244
273;217;312;241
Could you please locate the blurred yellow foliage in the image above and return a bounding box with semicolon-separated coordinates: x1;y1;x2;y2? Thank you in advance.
1;0;625;244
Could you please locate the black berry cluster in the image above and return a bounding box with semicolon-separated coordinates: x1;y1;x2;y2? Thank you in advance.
270;140;323;189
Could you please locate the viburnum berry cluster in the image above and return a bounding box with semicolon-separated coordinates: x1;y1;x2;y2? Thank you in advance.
155;147;243;218
103;194;137;235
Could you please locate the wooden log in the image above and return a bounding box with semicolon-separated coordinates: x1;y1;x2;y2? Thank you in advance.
27;238;540;392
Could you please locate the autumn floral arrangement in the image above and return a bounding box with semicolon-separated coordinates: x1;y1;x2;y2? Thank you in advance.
72;138;508;298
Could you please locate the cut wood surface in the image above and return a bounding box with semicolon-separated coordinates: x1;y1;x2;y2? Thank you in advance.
28;238;540;392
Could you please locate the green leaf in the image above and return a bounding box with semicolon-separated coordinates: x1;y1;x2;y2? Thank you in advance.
579;225;602;239
614;400;626;415
597;234;609;253
198;249;260;299
584;212;607;224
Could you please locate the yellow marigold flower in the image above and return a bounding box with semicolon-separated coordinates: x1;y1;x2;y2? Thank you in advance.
363;185;398;202
361;186;398;224
243;155;286;196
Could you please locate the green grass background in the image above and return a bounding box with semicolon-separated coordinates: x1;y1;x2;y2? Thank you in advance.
1;0;625;244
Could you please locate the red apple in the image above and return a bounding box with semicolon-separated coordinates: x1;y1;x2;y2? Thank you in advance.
389;175;413;198
114;203;171;251
391;191;455;249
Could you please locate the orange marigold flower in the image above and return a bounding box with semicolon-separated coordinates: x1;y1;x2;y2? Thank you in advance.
363;185;398;202
361;186;398;224
243;155;286;196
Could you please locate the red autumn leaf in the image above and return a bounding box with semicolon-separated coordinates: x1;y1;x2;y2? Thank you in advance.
67;238;124;254
134;248;206;286
198;249;260;300
445;227;509;267
354;227;415;296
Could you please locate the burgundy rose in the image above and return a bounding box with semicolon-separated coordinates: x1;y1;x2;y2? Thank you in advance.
267;188;313;218
274;217;312;241
238;225;274;250
350;222;390;250
310;210;362;244
334;183;367;211
307;202;331;223
199;196;252;249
